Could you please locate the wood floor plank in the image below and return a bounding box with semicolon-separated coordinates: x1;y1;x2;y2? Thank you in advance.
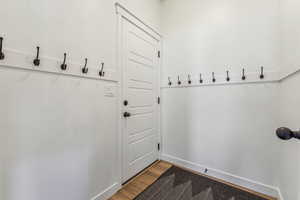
135;174;156;185
110;191;131;200
118;189;135;200
108;161;172;200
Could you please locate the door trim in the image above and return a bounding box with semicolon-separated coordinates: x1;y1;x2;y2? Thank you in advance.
115;3;162;41
116;3;162;184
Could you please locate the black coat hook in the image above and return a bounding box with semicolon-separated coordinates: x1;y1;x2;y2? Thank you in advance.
177;76;181;85
226;71;230;82
260;66;264;79
212;72;216;83
188;74;192;84
168;77;172;86
199;73;203;84
82;58;88;74
276;127;300;140
61;53;67;70
33;46;40;66
242;68;246;80
99;62;105;77
0;37;5;60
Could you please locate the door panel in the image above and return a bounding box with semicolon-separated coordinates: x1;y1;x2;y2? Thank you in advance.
127;112;154;135
128;61;154;84
122;17;159;182
129;135;156;163
128;89;153;107
128;33;155;62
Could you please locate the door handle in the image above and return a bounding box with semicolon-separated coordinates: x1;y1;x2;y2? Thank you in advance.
123;112;131;118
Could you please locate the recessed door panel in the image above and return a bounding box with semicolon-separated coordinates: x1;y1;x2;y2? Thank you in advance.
127;112;154;136
129;135;156;163
128;89;153;108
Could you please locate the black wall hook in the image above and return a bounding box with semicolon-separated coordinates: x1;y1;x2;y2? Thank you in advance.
61;53;67;70
276;127;300;140
177;76;181;85
99;62;105;77
188;74;192;84
212;72;216;83
260;66;264;79
82;58;88;74
168;77;172;86
226;71;230;82
33;46;40;66
0;37;5;60
199;73;203;84
242;68;246;80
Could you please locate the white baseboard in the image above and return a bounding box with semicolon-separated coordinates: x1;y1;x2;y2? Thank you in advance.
162;154;282;199
90;182;121;200
276;188;284;200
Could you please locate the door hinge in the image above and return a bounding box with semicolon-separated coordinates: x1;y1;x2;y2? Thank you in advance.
157;97;160;104
157;143;161;151
158;51;161;58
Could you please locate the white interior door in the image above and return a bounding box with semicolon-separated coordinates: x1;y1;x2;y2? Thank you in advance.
121;17;160;183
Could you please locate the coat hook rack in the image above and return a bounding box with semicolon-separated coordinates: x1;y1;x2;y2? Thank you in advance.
82;58;88;74
260;66;264;79
242;68;246;80
226;70;230;82
188;74;192;84
168;77;172;86
0;37;5;60
177;76;181;85
99;62;105;77
60;53;67;71
199;73;203;84
212;72;216;83
33;46;40;66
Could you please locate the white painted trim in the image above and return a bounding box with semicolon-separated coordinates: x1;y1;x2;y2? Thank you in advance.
279;67;300;81
157;40;163;158
115;3;162;41
116;8;124;186
161;71;280;89
90;183;121;200
276;188;284;200
161;66;300;89
0;48;118;82
162;154;280;199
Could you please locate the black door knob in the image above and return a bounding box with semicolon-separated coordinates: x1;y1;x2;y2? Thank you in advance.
123;112;131;118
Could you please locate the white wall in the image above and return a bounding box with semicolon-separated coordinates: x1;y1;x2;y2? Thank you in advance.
278;1;300;200
0;1;161;200
278;74;300;200
280;0;300;76
161;0;282;196
161;0;281;78
0;0;161;73
162;84;280;184
0;71;118;200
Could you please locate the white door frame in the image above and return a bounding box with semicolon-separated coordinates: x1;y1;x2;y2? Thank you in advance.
115;3;162;184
